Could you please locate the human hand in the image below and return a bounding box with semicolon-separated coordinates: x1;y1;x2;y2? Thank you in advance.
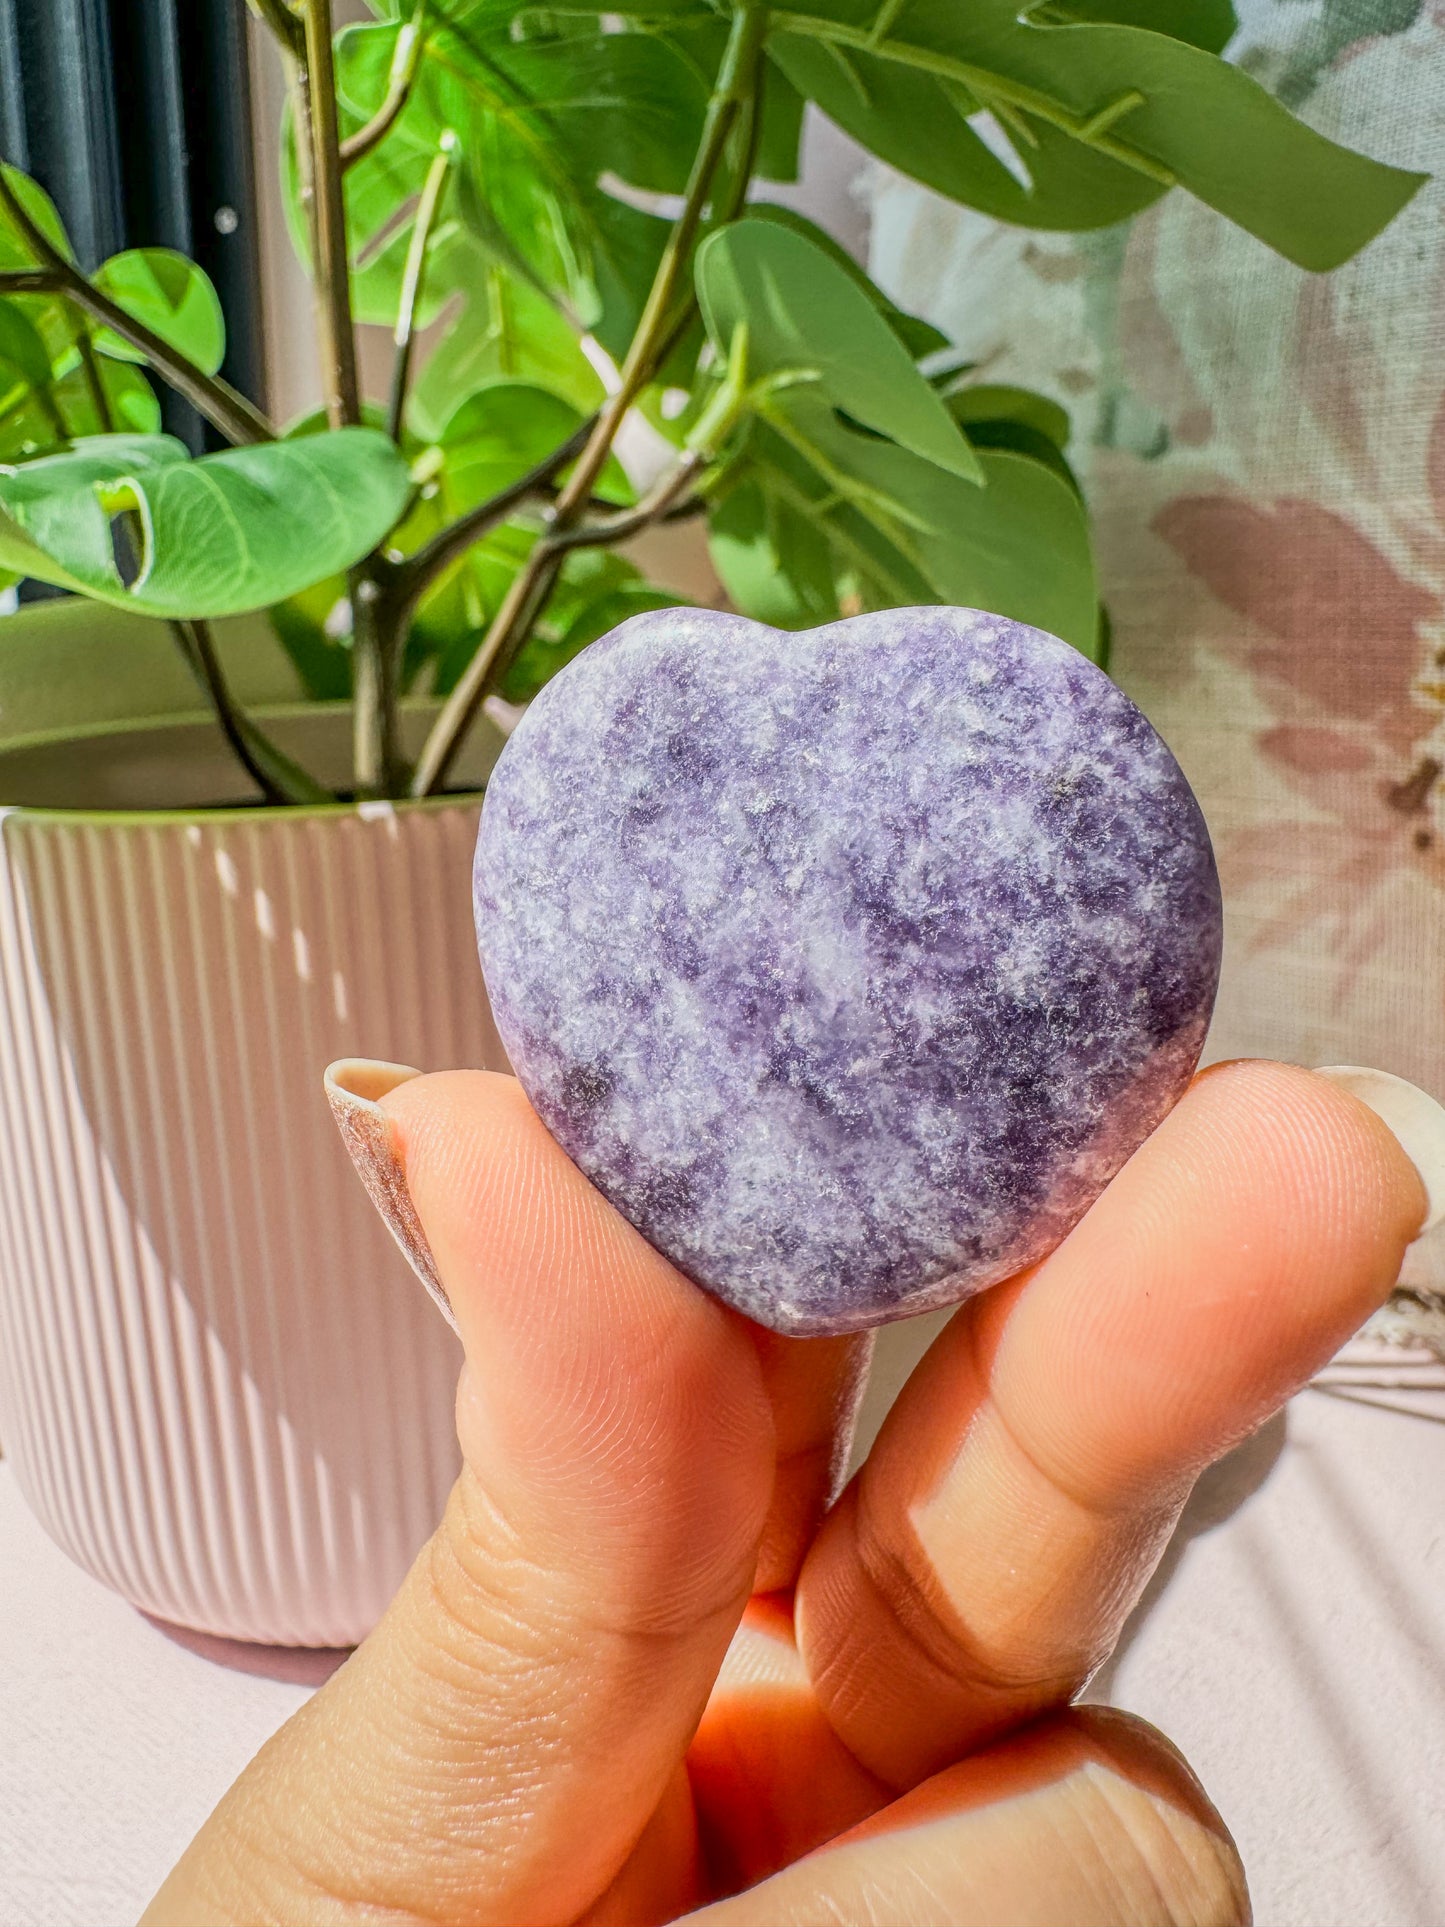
142;1059;1427;1926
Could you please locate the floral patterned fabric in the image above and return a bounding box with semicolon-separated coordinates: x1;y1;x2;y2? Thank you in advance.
869;0;1445;1291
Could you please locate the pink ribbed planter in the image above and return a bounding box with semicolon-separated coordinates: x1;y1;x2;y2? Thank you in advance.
0;791;504;1646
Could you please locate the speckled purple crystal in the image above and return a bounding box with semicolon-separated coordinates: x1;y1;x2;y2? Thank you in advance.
474;606;1221;1336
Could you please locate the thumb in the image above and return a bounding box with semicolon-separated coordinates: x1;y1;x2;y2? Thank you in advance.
144;1066;774;1927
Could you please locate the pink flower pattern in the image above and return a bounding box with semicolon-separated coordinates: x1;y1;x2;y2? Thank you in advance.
1152;397;1445;995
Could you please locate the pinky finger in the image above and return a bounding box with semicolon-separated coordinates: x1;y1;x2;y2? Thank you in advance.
682;1707;1248;1927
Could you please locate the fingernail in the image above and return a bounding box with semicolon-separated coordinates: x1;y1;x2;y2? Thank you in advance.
1313;1066;1445;1234
324;1058;458;1334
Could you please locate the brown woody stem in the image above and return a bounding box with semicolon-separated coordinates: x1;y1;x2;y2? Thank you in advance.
407;447;707;798
299;0;361;430
387;413;596;618
171;618;332;806
0;201;273;445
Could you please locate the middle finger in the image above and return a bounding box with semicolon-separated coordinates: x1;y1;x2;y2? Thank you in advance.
794;1060;1424;1787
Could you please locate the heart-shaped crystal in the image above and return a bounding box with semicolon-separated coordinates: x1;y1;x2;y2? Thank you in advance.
474;607;1221;1335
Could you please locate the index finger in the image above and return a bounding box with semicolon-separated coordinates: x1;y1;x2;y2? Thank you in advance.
150;1067;776;1927
796;1059;1428;1787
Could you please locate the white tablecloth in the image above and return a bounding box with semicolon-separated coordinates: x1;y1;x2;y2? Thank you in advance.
4;1334;1443;1927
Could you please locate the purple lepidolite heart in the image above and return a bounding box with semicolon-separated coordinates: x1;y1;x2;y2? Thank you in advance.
473;606;1221;1336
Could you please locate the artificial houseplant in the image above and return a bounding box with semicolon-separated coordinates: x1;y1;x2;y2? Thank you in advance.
0;0;1424;807
0;0;1422;1646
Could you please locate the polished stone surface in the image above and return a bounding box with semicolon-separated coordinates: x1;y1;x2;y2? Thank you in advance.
474;607;1221;1334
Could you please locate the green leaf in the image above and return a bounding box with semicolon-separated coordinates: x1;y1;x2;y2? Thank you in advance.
281;71;482;334
536;544;640;628
392;377;633;691
946;382;1071;450
283;400;393;441
408;275;605;440
937;445;1097;649
0;434;185;585
945;381;1079;490
748;392;1099;653
0;300;53;394
698;218;984;483
746;204;948;359
764;0;1425;266
767;25;1164;232
423;519;540;693
0;229;167;453
306;7;744;402
416;537;658;702
0;392;66;466
574;184;672;363
745;415;930;604
90;249;227;375
546;28;711;196
0;166;74;269
708;475;841;628
331;12;702;348
0;300;67;459
642;8;805;181
1026;0;1236;54
438;379;630;509
0;429;413;618
754;61;806;184
48;354;162;437
327;23;526;320
957;416;1081;492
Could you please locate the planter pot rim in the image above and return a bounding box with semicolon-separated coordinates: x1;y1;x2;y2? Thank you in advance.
2;785;485;831
0;604;509;814
0;699;503;821
0;698;342;764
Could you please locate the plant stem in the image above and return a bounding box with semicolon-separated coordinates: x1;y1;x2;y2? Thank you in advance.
412;546;559;791
248;0;304;57
352;414;595;794
171;618;332;806
645;10;768;380
0;268;57;294
348;566;397;796
388;412;596;616
547;450;705;555
408;3;768;797
293;0;374;788
407;445;707;798
298;0;361;430
713;22;768;230
341;4;427;171
386;133;455;444
550;3;768;526
0;261;273;447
